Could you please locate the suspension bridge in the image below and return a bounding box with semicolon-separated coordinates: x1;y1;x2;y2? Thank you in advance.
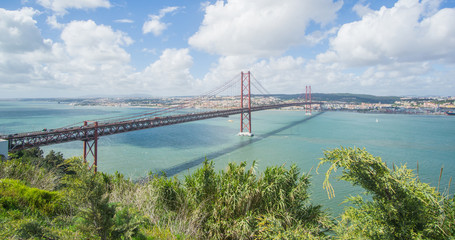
0;71;321;172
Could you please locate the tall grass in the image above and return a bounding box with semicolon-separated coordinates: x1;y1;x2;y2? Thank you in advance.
108;160;331;239
0;157;60;191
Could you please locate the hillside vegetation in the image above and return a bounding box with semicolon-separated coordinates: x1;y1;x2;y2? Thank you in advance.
0;147;454;239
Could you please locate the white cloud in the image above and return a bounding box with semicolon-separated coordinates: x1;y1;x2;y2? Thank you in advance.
0;8;47;53
344;61;455;95
37;0;110;15
352;3;374;17
199;53;455;97
61;20;132;63
3;1;455;98
250;56;307;94
142;48;157;54
0;7;198;97
50;20;134;89
143;6;179;36
319;0;455;66
302;27;339;46
189;0;342;57
359;62;431;87
198;56;258;91
308;0;455;96
0;7;54;88
190;0;455;97
46;15;64;29
115;19;134;24
159;6;180;15
130;48;194;95
196;55;309;95
0;11;137;96
142;16;167;36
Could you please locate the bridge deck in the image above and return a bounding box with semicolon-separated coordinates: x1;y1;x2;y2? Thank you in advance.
1;102;319;151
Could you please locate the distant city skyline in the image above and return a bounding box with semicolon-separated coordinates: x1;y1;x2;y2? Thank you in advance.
0;0;454;98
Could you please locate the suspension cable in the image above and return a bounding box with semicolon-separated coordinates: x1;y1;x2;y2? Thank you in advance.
64;73;241;126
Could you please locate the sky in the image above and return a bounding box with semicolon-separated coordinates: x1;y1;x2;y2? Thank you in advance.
0;0;454;98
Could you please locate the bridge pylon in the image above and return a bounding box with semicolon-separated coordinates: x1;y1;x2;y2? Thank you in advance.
83;121;98;173
238;71;253;137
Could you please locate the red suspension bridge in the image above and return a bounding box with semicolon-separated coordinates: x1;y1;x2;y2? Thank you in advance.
0;72;321;172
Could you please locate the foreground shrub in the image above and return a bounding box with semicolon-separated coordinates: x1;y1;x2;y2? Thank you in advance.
63;157;147;240
157;160;332;239
0;179;66;216
4;146;453;239
110;160;331;239
0;157;60;191
255;214;326;240
319;147;455;239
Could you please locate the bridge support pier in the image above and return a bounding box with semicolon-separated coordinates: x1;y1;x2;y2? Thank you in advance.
239;71;253;137
83;121;98;173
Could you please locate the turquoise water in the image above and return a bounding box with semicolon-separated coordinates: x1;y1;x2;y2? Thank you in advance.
1;100;454;215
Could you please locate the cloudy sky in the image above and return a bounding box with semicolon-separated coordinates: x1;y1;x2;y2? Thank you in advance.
1;0;454;98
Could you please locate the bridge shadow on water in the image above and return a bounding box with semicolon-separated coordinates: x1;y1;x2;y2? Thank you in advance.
162;112;324;177
112;122;234;149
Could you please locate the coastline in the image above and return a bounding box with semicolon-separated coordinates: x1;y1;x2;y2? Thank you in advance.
2;98;453;116
66;102;453;116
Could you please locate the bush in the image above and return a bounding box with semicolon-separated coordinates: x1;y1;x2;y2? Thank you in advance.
319;147;455;239
63;157;148;240
162;160;331;239
16;219;45;239
62;157;116;240
13;146;454;239
1;148;64;190
0;178;66;216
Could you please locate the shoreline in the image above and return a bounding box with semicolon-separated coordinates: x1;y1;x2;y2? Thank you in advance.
66;103;453;116
1;98;452;116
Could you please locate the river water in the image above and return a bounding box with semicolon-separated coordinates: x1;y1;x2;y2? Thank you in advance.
1;100;454;215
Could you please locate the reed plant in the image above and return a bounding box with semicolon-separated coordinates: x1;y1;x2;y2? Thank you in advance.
108;159;330;239
319;147;455;239
141;160;331;239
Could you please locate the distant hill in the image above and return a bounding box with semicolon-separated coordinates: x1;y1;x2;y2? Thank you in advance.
311;93;400;104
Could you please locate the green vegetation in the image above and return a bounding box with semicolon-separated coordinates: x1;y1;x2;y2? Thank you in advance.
0;147;454;239
319;147;455;239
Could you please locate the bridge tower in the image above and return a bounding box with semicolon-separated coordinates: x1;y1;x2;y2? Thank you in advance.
305;86;312;115
239;71;253;136
83;121;98;172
